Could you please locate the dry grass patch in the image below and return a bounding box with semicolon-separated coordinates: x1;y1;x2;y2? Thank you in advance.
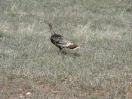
0;0;132;99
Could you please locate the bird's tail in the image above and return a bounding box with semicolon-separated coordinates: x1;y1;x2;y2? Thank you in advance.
67;44;80;50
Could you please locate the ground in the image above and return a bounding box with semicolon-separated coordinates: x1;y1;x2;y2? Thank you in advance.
0;0;132;99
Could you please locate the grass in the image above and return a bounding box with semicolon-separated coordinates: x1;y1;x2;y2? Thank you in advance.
0;0;132;99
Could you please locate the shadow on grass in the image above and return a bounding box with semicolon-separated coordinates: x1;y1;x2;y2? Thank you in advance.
60;50;81;57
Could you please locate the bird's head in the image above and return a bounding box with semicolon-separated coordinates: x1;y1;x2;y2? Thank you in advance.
47;22;52;28
45;21;52;28
46;22;54;35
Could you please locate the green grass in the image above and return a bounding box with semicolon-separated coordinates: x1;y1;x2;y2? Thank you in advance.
0;0;132;99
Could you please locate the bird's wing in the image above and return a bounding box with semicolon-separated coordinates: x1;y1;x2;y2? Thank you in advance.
57;37;73;47
51;34;73;47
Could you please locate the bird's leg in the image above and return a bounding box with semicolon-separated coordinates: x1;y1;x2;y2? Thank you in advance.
58;47;62;54
57;47;64;54
59;47;67;55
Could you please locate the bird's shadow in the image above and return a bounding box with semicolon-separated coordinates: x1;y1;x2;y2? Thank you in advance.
60;50;81;57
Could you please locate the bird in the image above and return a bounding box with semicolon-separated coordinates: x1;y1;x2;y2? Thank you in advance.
47;22;80;53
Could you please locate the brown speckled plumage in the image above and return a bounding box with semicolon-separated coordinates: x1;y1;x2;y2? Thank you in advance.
47;23;80;51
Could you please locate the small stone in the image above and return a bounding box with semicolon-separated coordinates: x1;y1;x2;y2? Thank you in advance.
26;92;31;95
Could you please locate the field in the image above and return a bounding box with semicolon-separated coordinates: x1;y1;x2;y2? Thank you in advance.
0;0;132;99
